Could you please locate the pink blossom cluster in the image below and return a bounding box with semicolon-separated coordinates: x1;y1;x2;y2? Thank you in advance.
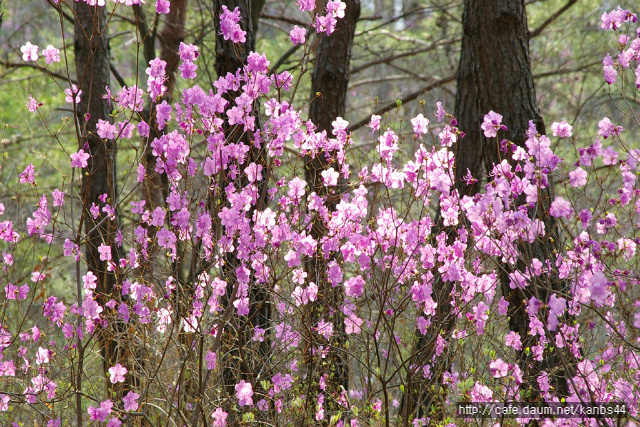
4;6;640;426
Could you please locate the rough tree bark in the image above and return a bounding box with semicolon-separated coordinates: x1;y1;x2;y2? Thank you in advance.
305;0;360;420
453;35;483;197
401;14;484;424
463;0;574;398
212;0;270;422
74;0;126;392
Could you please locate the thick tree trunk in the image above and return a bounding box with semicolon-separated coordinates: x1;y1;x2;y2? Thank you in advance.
401;9;485;423
463;0;574;399
306;0;360;421
74;0;126;391
213;0;270;422
453;34;483;196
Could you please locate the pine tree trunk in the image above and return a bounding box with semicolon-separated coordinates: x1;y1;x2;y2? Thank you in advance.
462;0;574;399
74;0;128;392
213;1;271;422
306;0;360;421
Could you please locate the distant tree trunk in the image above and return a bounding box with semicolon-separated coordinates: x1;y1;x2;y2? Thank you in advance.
74;0;126;391
463;0;574;398
213;0;270;422
306;0;360;420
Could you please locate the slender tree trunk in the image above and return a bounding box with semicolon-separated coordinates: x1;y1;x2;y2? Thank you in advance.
306;0;360;421
463;0;574;398
74;0;127;393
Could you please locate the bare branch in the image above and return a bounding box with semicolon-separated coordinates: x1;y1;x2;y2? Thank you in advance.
531;0;578;38
348;74;456;133
350;37;460;75
2;61;76;85
109;63;127;88
260;13;309;27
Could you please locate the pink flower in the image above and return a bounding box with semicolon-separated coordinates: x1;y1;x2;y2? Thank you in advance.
489;358;509;378
52;189;65;207
83;271;98;290
83;297;103;319
88;400;113;422
21;42;39;61
108;364;127;384
156;0;170;14
589;271;608;307
345;314;363;334
298;0;315;12
245;162;263;182
549;197;573;218
19;163;35;184
42;45;61;64
97;119;116;139
36;346;50;364
123;391;139;411
179;60;197;79
69;149;90;169
367;114;381;132
481;110;504;138
205;351;217;370
65;84;82;104
435;101;446;122
235;380;254;406
568;167;587;187
178;42;199;61
292;269;307;284
156;227;176;249
27;95;40;113
344;275;364;298
290;25;307;45
597;117;623;139
211;408;228;427
505;331;522;351
315;14;337;36
0;394;9;411
317;319;334;339
233;297;250;316
98;243;112;261
220;6;247;44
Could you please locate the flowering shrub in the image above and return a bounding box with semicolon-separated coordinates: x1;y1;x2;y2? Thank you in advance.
2;2;640;427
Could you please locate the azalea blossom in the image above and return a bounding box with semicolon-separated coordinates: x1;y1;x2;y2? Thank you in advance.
108;364;127;384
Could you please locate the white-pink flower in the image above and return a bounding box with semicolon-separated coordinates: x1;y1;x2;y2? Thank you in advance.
550;121;572;137
321;168;339;186
411;113;429;135
108;363;127;384
21;42;39;61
